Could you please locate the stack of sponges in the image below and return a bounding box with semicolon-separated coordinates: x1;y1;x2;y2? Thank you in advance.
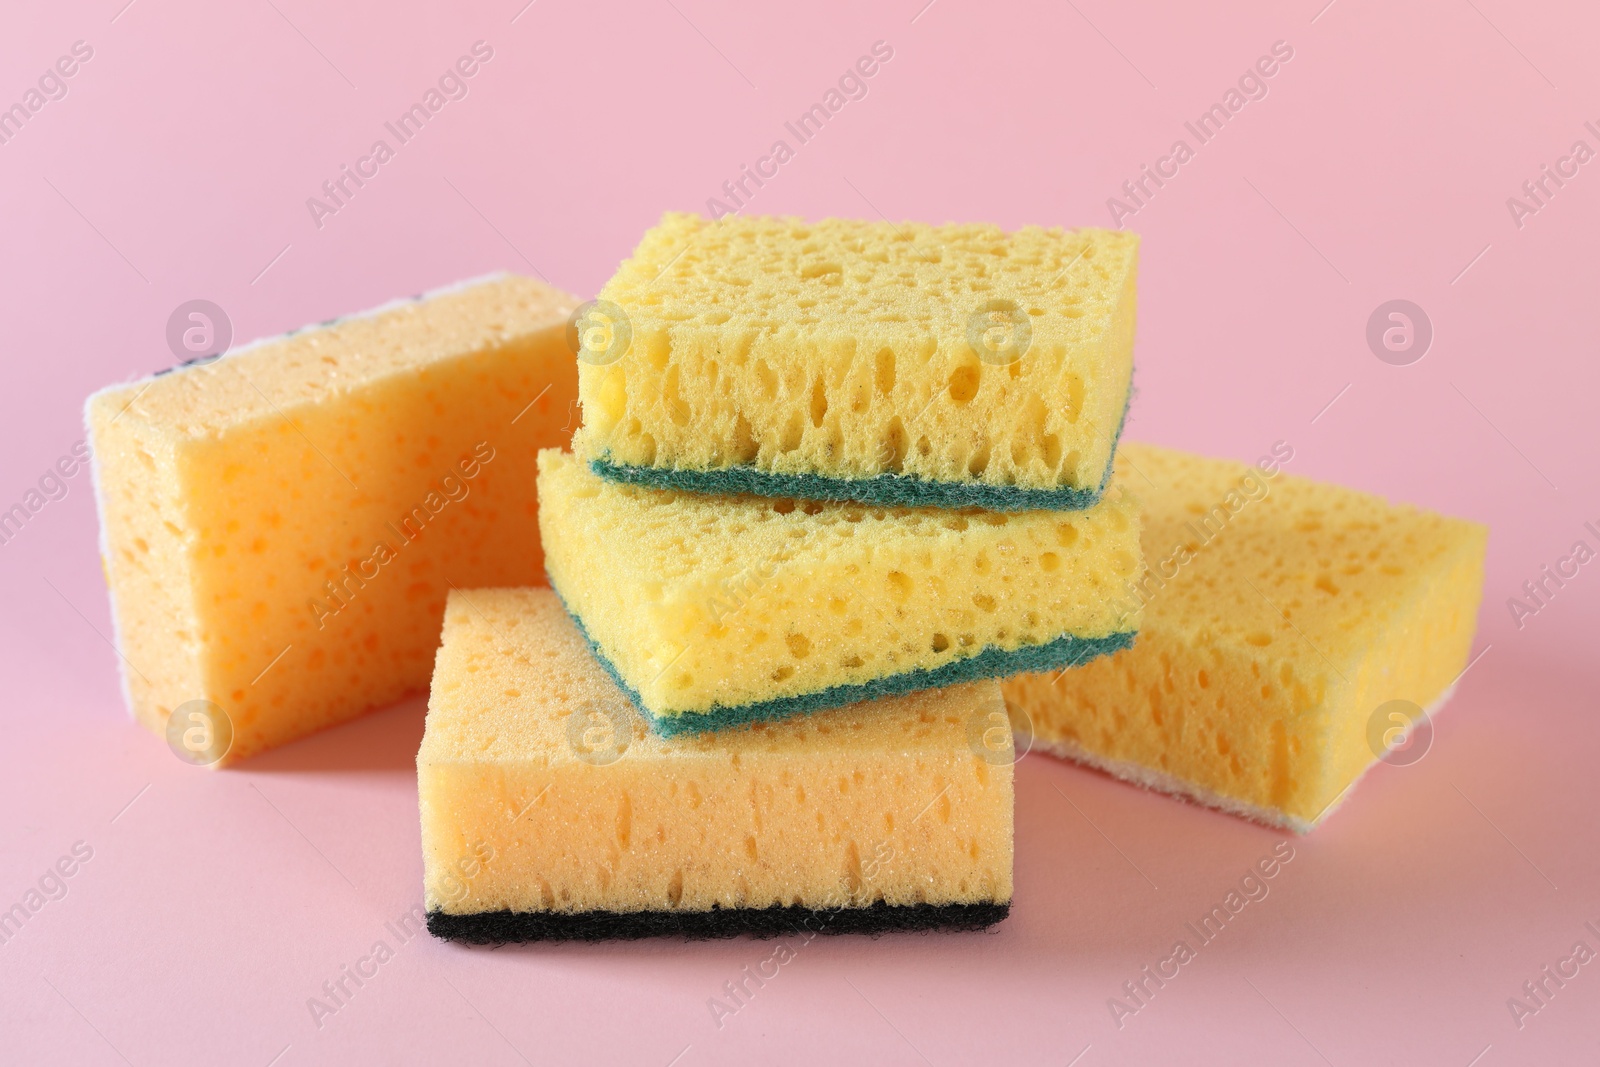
420;213;1149;940
86;211;1490;947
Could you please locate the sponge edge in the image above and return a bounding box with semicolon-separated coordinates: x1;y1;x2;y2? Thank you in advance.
419;588;1015;941
589;456;1111;511
1030;682;1460;834
587;387;1131;512
557;582;1136;737
428;901;1010;943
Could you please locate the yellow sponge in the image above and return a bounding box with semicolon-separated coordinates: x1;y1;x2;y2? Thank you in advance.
1003;442;1488;832
537;448;1141;734
419;588;1013;940
86;275;578;763
573;213;1138;510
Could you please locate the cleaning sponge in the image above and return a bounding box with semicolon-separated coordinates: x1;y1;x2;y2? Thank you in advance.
419;588;1013;941
573;212;1138;511
537;448;1141;735
1002;442;1488;832
86;274;578;763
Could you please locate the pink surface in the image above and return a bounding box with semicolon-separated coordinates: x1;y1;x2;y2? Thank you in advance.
2;0;1596;1063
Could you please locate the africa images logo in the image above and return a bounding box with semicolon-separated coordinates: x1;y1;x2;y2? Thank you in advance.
565;702;633;766
305;42;495;230
0;40;94;148
165;700;232;766
568;300;631;366
1365;699;1431;767
966;300;1032;366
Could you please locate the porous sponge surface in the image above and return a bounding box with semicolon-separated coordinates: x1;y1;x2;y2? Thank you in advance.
418;588;1014;918
86;275;578;763
1003;443;1488;827
574;212;1137;502
588;386;1129;512
537;449;1142;722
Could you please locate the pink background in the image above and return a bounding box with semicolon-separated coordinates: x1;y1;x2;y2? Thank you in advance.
3;0;1597;1063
